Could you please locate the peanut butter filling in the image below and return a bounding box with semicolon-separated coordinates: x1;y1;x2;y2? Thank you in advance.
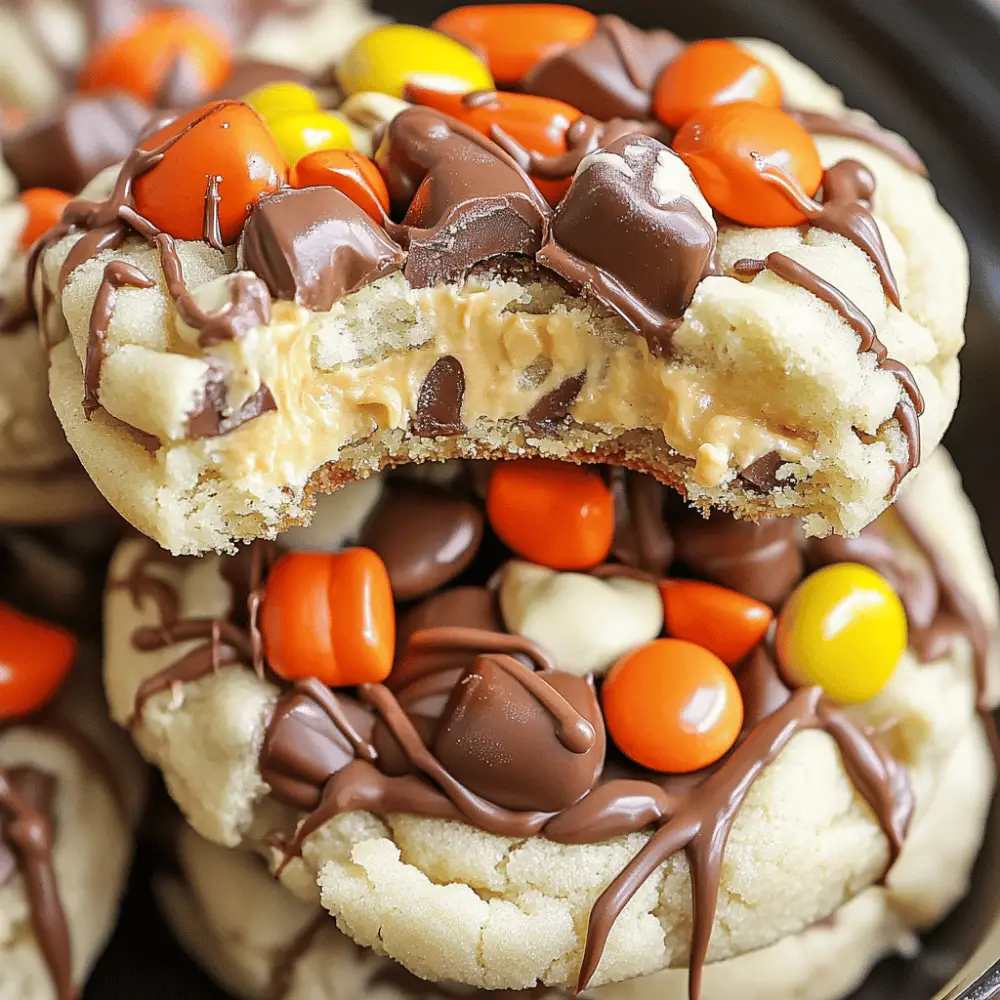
148;282;810;491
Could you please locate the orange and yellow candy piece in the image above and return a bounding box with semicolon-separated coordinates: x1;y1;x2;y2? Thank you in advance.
78;10;232;105
776;563;907;704
432;4;597;85
673;101;823;227
338;24;493;99
260;548;395;687
653;39;782;129
134;101;287;245
0;603;77;719
661;578;773;666
486;460;614;571
602;638;744;773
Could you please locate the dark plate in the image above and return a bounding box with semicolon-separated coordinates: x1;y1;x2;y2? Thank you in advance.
82;1;1000;997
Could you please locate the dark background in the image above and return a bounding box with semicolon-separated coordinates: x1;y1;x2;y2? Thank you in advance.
83;1;1000;997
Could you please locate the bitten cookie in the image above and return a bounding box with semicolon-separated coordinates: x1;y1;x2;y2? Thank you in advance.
0;622;146;1000
156;766;993;1000
103;446;998;993
37;17;965;553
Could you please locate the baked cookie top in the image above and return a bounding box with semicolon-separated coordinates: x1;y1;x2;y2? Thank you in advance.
104;449;999;995
32;9;968;553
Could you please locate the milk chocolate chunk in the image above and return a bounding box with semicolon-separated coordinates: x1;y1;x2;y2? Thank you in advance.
375;107;549;287
392;587;504;691
432;659;605;812
4;93;151;194
243;186;405;312
674;513;803;609
360;484;485;601
522;15;682;121
260;688;375;811
537;134;716;356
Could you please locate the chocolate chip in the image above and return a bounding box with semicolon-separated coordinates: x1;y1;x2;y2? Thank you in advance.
526;372;585;430
412;356;466;437
739;451;785;493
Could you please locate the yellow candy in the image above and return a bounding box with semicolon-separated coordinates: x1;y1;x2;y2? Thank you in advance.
338;24;493;99
775;563;907;705
243;81;321;123
269;112;354;165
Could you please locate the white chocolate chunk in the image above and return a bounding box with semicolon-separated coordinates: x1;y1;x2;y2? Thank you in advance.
498;560;663;676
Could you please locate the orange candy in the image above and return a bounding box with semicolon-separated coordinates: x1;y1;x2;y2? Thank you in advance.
652;39;782;129
673;101;823;227
404;84;580;204
432;4;596;85
0;603;77;719
133;101;287;245
290;149;390;221
660;579;773;666
18;188;71;250
260;549;395;687
487;460;614;571
602;638;744;773
78;10;232;105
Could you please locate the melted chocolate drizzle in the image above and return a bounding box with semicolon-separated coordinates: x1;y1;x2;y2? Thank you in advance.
759;159;901;309
0;767;74;1000
733;252;923;495
787;108;927;176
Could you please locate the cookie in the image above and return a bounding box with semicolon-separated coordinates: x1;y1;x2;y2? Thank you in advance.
157;742;993;1000
0;175;105;521
0;626;146;1000
102;446;998;992
0;0;381;113
36;20;965;553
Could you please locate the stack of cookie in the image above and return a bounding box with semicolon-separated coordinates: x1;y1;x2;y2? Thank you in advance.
0;4;997;1000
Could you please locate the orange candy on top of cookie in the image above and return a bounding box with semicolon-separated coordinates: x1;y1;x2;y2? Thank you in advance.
133;101;287;245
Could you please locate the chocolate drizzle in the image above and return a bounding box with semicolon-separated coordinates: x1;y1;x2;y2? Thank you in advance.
0;767;74;1000
787;108;927;176
84;261;157;417
733;252;923;494
759;159;901;309
577;667;911;998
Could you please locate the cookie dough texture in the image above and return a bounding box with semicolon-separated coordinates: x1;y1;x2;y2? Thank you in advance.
0;663;146;1000
104;449;998;989
0;0;382;112
159;709;993;1000
46;40;966;553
